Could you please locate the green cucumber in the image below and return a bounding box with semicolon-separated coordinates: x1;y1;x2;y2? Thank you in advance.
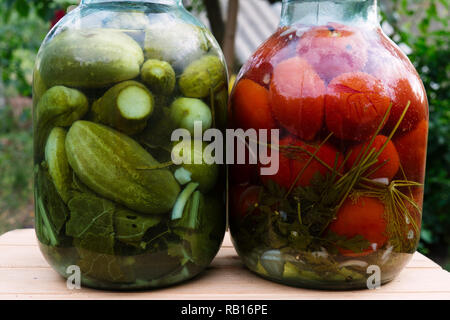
144;21;210;70
170;97;212;135
39;29;144;88
44;127;72;203
91;81;154;135
141;59;176;96
35;86;89;156
65;121;180;215
179;55;226;98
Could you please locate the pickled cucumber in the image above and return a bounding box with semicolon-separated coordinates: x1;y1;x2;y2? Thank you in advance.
65;121;181;215
40;29;144;88
144;21;210;71
36;86;89;155
45;127;72;203
91;81;154;135
179;55;226;98
141;59;176;96
170;97;212;135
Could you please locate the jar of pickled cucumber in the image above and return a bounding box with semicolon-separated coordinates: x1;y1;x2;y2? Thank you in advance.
33;0;228;290
229;0;428;290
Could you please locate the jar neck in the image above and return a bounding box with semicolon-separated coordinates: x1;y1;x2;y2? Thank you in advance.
81;0;182;5
280;0;378;27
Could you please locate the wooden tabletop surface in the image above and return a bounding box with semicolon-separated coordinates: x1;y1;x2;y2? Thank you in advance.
1;229;449;300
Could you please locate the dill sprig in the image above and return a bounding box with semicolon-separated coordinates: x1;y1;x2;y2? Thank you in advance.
254;100;423;253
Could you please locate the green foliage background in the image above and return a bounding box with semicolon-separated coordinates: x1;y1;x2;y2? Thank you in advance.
0;0;448;268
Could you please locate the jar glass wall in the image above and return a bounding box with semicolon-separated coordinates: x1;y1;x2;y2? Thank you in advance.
229;0;428;289
33;0;227;290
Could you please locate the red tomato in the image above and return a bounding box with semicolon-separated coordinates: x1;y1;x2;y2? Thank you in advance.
328;196;387;257
325;72;391;142
260;136;343;189
365;31;428;134
393;120;428;183
230;185;262;219
297;23;368;82
231;79;276;131
243;27;298;88
346;135;400;181
269;57;326;141
384;78;428;134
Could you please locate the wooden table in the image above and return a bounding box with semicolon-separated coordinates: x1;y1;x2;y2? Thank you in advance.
1;229;449;300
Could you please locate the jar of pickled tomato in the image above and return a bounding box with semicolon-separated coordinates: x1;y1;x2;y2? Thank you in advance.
229;0;428;289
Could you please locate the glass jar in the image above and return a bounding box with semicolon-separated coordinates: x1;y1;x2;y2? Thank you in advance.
229;0;428;289
33;0;227;290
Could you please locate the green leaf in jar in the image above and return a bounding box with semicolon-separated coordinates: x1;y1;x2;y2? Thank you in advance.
76;248;136;284
114;208;161;247
324;232;371;255
167;242;193;266
66;193;115;255
35;165;70;246
172;192;225;267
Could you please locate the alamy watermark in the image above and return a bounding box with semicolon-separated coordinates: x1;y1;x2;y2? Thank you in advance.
66;265;81;290
171;121;280;175
367;265;382;290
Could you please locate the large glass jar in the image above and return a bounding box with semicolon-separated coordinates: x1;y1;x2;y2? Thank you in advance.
229;0;428;289
33;0;227;290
